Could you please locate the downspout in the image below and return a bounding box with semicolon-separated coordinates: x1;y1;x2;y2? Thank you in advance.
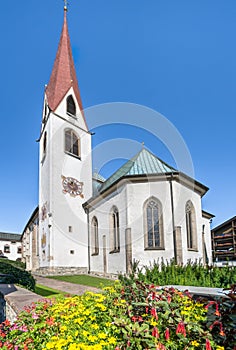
169;173;177;263
85;207;91;274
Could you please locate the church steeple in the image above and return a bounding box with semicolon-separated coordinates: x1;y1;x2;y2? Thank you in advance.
45;7;84;114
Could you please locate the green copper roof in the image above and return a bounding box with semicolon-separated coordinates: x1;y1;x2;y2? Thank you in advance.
100;148;176;193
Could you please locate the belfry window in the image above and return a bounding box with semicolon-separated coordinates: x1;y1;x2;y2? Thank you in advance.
67;95;76;116
65;129;80;158
186;201;198;250
110;207;120;253
144;197;164;249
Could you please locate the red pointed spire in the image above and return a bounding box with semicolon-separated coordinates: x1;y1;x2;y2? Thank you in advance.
46;8;84;114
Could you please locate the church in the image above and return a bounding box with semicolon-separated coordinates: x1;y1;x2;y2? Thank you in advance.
22;6;214;276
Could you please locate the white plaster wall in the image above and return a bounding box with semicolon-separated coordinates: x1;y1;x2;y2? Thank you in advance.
202;216;213;265
172;181;207;263
55;88;88;131
89;185;127;275
126;181;174;268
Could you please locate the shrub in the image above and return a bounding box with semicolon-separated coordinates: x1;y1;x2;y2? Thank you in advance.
128;259;236;289
0;260;35;291
0;282;222;350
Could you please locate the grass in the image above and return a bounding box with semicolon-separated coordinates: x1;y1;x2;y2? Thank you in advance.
35;284;65;297
48;274;114;288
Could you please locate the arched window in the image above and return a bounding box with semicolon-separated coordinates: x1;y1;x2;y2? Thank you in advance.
144;197;164;249
67;95;76;116
91;217;99;255
186;201;197;250
65;129;80;158
110;207;120;253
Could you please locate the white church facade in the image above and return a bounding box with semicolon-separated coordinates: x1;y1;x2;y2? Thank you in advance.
22;7;213;276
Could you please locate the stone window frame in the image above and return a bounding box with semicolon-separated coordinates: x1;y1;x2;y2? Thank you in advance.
109;206;120;254
185;200;198;251
91;216;99;256
144;196;165;250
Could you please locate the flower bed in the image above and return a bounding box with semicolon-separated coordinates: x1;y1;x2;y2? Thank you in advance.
0;281;232;350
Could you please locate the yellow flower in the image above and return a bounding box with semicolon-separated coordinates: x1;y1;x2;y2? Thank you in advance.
88;335;98;342
97;332;107;339
108;337;117;345
82;330;89;337
68;344;78;350
216;347;224;350
91;324;99;330
191;340;200;347
150;319;158;326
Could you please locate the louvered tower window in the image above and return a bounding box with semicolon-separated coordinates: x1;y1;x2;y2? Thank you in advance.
65;129;80;158
67;95;76;116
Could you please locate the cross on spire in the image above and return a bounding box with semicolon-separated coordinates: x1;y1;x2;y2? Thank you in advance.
64;0;68;11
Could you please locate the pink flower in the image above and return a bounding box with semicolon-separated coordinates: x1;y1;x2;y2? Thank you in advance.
19;326;28;332
32;313;39;320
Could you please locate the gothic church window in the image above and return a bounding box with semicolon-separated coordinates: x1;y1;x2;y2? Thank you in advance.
65;129;80;158
110;207;120;253
67;95;76;116
186;200;198;250
91;217;99;255
144;197;164;249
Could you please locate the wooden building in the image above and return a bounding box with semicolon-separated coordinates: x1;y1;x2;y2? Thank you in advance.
211;216;236;266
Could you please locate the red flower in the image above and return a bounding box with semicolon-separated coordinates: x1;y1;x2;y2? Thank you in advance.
176;321;186;337
131;316;138;322
164;328;170;340
151;307;158;320
45;317;54;326
3;320;10;327
152;326;159;338
206;339;211;350
0;331;6;338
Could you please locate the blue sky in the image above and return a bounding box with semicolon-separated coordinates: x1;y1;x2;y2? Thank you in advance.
0;0;235;233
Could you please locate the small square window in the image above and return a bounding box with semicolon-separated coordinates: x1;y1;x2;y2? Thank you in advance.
70;250;74;255
4;245;10;253
17;247;22;254
69;226;73;233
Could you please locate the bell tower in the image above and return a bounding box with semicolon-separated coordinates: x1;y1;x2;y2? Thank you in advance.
38;6;92;273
